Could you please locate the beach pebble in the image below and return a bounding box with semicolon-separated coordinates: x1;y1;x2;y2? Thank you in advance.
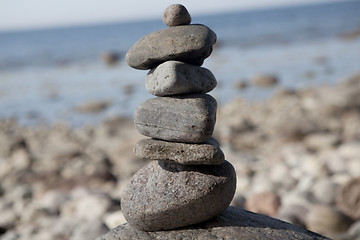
146;60;217;96
0;231;19;240
251;173;276;193
103;210;127;229
0;208;17;230
49;217;77;239
162;4;191;27
269;163;296;190
121;160;236;231
134;94;217;143
250;74;278;87
348;158;360;176
61;188;115;220
306;204;354;237
10;148;31;171
126;25;216;70
336;177;360;220
348;221;360;239
101;51;121;66
69;220;108;240
37;190;70;214
304;133;339;151
134;137;224;165
280;190;312;209
75;100;111;113
234;80;248;90
311;178;338;205
231;194;246;208
277;204;308;228
245;191;281;217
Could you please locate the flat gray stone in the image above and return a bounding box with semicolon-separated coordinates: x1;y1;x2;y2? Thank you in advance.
134;94;217;143
146;60;217;96
162;4;191;27
121;160;236;231
133;137;224;165
98;206;329;240
126;24;217;70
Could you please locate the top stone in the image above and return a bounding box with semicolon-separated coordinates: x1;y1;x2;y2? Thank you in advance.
162;4;191;27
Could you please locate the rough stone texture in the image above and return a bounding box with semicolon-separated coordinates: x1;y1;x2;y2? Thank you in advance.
126;24;217;70
121;160;236;231
133;137;224;165
134;94;217;143
146;60;217;96
162;4;191;27
336;176;360;220
98;206;329;240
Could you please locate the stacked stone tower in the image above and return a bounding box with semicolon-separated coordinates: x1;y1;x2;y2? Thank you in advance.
121;4;237;231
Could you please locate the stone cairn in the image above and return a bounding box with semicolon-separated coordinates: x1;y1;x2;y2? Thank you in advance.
121;4;237;231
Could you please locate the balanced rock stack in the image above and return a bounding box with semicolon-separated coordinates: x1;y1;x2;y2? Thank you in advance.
99;5;329;239
121;4;236;231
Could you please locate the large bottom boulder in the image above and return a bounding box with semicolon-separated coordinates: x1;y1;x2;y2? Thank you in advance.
98;206;329;240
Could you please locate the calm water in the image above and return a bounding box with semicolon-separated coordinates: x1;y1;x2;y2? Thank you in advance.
1;0;360;126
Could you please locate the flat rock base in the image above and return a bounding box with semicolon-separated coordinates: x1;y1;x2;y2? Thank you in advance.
98;207;329;240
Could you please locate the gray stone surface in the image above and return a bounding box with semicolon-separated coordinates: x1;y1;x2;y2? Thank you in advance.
133;137;224;165
126;24;217;70
121;160;236;231
98;206;329;240
146;60;217;96
134;94;217;143
162;4;191;27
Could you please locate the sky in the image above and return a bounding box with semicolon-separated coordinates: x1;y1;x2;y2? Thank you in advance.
0;0;345;32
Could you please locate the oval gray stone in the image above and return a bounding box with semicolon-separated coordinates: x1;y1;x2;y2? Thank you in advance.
121;160;236;231
98;207;329;240
146;60;217;96
134;94;217;143
126;25;217;70
162;4;191;27
134;137;224;165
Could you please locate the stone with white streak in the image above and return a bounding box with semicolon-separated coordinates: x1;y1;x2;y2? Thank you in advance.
134;94;217;143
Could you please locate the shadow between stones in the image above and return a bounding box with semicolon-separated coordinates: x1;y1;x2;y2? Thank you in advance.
157;160;231;178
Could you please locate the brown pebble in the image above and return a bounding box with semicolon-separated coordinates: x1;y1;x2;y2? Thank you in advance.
245;191;281;217
162;4;191;27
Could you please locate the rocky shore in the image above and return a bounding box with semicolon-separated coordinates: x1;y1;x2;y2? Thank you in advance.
0;73;360;239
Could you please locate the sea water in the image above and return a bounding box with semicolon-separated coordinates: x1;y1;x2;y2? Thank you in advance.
0;0;360;126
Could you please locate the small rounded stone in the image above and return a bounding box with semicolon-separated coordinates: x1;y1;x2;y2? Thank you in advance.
162;4;191;27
